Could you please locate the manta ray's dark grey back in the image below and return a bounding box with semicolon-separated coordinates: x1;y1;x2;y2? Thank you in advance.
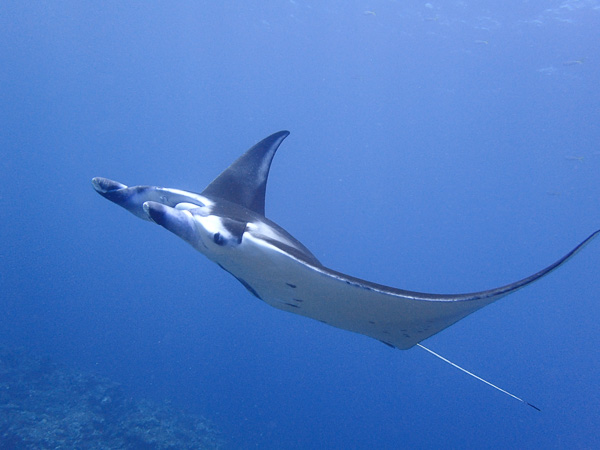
201;131;290;216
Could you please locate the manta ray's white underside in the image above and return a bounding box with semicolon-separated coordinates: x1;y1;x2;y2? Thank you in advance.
93;131;599;350
220;226;596;349
220;232;494;349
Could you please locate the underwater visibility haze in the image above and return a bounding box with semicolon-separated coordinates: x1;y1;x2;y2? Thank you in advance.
1;1;600;448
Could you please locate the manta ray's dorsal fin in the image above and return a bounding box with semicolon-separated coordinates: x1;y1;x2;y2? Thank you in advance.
201;131;290;216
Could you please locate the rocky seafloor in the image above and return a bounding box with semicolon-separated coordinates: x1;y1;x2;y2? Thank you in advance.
0;346;224;449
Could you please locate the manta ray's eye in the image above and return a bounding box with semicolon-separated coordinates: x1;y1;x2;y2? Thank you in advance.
213;232;225;246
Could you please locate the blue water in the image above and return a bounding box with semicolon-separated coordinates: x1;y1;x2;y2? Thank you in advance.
2;1;599;448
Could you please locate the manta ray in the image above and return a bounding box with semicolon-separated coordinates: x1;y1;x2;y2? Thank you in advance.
93;131;598;353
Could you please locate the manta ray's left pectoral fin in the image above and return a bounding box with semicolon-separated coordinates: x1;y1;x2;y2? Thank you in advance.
143;201;199;246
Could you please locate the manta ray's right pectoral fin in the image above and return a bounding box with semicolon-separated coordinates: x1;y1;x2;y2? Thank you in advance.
92;177;155;221
92;177;128;194
92;177;207;223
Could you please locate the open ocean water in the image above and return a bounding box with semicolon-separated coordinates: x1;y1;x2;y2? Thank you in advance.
1;1;599;448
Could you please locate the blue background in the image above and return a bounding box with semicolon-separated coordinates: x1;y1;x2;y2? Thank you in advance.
1;1;599;448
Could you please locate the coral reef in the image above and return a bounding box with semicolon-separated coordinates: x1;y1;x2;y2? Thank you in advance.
0;346;224;449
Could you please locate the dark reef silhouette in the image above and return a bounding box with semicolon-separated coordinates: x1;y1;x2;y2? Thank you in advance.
0;346;224;449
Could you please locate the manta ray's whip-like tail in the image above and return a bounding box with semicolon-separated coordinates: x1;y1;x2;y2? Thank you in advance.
417;344;541;411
